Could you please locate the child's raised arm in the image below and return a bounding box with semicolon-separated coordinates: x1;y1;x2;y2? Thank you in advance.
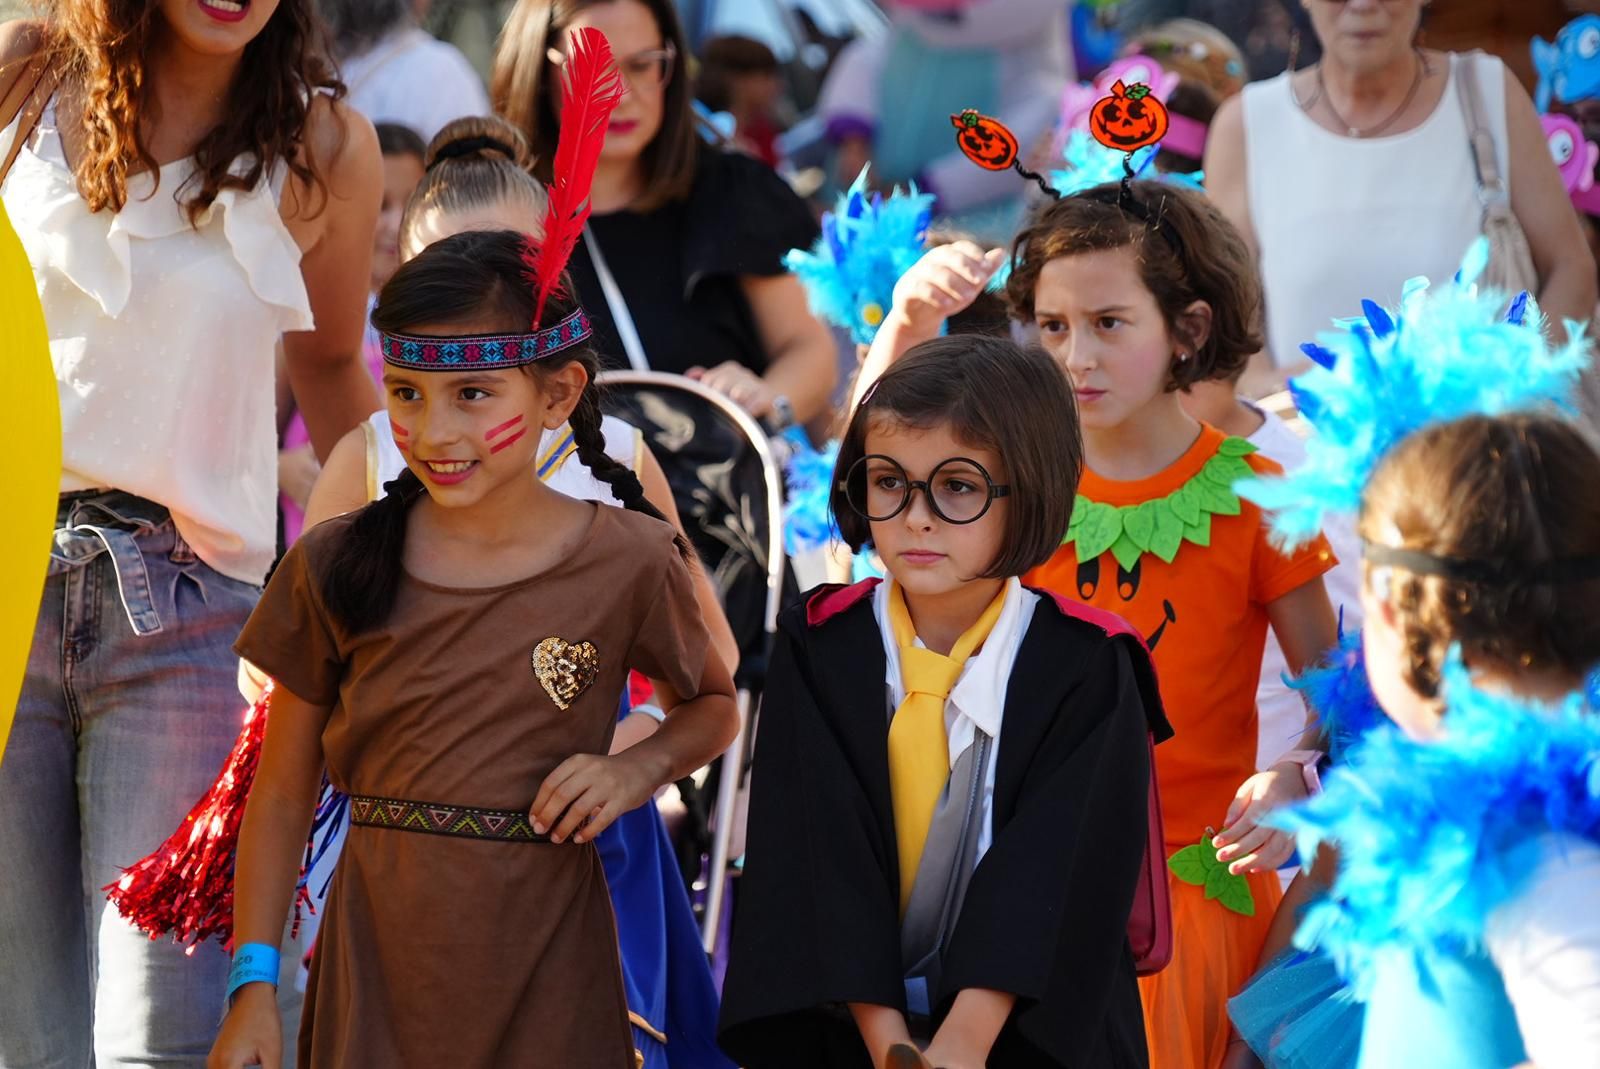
850;242;1007;412
208;685;332;1069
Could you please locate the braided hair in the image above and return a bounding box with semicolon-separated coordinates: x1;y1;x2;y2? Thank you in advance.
321;228;682;633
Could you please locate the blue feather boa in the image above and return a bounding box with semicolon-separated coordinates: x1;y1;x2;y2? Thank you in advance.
783;167;934;346
1278;654;1600;999
1290;627;1385;762
1238;240;1589;550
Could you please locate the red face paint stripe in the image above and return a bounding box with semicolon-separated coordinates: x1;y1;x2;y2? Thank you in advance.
391;423;410;437
489;428;529;454
484;414;525;441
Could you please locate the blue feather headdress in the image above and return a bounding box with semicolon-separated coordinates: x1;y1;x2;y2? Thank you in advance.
1238;238;1590;549
1049;129;1204;197
783;166;935;345
1280;650;1600;994
780;428;840;555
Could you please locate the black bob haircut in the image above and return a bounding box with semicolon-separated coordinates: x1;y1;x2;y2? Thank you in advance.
831;335;1084;579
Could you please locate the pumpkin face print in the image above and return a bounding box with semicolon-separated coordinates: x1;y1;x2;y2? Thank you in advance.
1089;81;1169;152
950;109;1020;171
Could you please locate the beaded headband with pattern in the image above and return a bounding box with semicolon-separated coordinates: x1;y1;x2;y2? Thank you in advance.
381;26;622;373
380;309;593;370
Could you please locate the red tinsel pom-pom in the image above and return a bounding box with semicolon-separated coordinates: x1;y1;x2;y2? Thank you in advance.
104;684;306;951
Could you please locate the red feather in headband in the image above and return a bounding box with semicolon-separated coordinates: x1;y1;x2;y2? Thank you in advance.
525;26;625;329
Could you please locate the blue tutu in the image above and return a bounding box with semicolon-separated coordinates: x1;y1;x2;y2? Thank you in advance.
599;695;735;1069
1229;949;1362;1069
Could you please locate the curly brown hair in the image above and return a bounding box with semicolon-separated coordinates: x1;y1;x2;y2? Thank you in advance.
1005;181;1263;391
1361;413;1600;698
37;0;342;224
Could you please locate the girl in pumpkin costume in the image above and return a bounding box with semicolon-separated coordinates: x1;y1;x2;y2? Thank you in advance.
856;180;1338;1069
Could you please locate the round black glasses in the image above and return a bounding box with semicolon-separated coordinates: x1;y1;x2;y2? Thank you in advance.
842;455;1010;525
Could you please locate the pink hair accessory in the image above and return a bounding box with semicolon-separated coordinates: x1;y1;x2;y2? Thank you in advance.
1159;111;1209;159
1060;55;1180;134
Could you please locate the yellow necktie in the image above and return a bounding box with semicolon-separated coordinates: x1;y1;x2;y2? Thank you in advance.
886;581;1007;914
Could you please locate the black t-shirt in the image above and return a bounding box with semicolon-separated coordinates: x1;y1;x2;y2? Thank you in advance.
568;144;819;376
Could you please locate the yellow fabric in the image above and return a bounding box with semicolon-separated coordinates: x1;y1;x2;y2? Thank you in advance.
886;581;1007;913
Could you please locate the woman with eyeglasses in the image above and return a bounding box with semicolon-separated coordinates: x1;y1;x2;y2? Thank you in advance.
491;0;837;432
1205;0;1594;395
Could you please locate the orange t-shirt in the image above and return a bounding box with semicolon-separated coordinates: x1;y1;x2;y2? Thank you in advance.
1026;424;1334;850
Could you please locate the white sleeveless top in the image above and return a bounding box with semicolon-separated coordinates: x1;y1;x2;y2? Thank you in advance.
0;99;313;584
1244;53;1509;367
363;410;643;505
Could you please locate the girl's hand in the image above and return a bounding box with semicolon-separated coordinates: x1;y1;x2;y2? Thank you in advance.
207;983;280;1069
888;242;1007;339
1213;763;1307;874
686;361;778;419
530;751;660;844
277;442;321;510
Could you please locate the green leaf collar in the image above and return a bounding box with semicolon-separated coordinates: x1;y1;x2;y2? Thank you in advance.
1064;437;1257;570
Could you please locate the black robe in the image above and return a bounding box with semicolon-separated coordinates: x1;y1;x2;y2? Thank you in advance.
719;581;1172;1068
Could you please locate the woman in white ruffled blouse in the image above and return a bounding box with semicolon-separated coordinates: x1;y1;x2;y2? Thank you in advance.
0;2;380;1065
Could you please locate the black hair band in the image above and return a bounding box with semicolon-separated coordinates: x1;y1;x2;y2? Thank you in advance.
427;135;516;170
1363;541;1600;585
1070;182;1187;259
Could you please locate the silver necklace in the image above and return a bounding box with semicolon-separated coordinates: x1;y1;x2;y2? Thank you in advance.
1297;49;1429;139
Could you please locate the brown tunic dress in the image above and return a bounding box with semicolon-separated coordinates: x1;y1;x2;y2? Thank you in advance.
235;504;709;1069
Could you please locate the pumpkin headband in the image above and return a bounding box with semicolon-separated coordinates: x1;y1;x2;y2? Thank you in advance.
949;109;1057;198
952;86;1185;255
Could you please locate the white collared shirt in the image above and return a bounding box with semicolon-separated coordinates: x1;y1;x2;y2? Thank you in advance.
873;577;1039;859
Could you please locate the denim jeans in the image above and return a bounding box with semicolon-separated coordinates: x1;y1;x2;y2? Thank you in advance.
0;491;260;1068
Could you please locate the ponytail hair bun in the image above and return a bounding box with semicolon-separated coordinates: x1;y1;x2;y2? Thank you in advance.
424;115;533;171
400;116;548;257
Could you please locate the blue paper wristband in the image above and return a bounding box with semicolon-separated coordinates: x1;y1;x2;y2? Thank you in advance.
226;943;280;1002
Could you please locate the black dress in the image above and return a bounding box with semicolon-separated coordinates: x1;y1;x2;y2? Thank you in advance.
719;580;1171;1069
569;143;818;377
579;145;817;699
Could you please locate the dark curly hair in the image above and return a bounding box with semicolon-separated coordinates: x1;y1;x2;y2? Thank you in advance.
1005;181;1263;391
1361;413;1600;698
38;0;344;224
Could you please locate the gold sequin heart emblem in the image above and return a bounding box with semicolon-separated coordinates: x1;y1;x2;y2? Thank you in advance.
531;637;600;711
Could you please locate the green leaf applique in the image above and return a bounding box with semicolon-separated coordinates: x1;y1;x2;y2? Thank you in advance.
1072;499;1123;562
1110;531;1144;572
1062;437;1255;569
1148;504;1185;563
1165;832;1256;918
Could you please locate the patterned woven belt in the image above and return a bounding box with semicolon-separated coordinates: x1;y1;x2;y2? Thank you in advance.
349;794;550;843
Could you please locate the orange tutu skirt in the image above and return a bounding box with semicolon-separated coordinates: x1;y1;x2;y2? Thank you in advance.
1138;868;1283;1069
